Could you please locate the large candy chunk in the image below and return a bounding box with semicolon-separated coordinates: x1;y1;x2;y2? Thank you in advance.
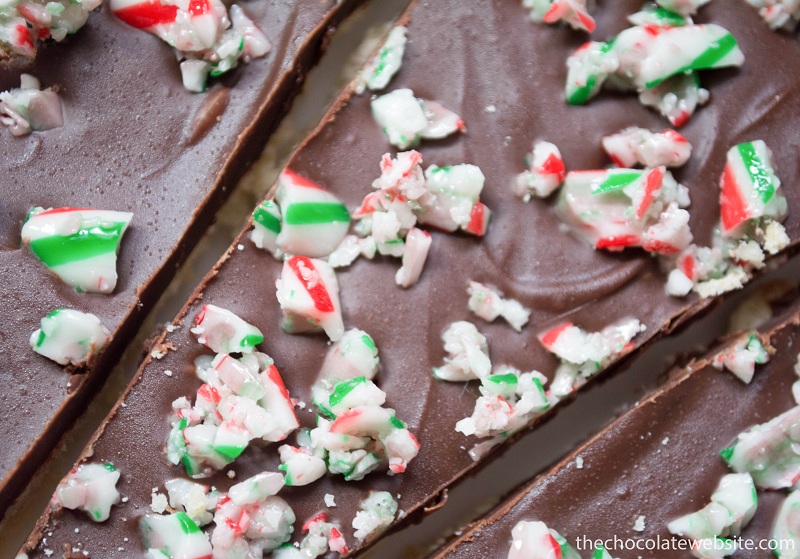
274;169;350;258
52;462;120;522
371;88;464;149
30;309;110;366
276;256;344;341
21;207;133;293
720;140;788;236
355;26;407;93
0;0;101;58
140;512;213;559
318;328;380;382
109;0;270;92
0;74;63;137
191;304;264;354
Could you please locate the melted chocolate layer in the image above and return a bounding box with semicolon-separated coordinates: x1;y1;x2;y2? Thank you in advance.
0;0;361;518
21;0;800;556
433;308;800;559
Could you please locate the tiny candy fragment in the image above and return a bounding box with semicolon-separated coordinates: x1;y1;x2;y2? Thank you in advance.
355;26;407;93
191;304;264;354
602;127;691;169
276;256;344;341
508;520;581;559
21;207;133;294
467;282;531;332
0;74;63;136
522;0;596;33
433;321;492;382
722;405;800;490
53;462;120;522
371;88;464;149
0;0;101;58
274;169;350;258
140;512;213;559
514;141;566;200
30;309;110;367
711;332;769;384
109;0;270;93
352;491;397;541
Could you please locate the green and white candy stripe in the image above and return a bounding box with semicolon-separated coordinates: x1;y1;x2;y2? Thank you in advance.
355;25;407;93
140;512;212;559
30;308;110;366
21;207;133;294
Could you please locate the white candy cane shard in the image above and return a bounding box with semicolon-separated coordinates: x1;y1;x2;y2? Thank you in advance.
0;0;101;58
720;140;787;236
515;141;566;200
668;473;757;540
109;0;270;93
140;512;212;559
275;169;350;258
522;0;596;32
656;0;711;16
278;445;326;486
53;462;120;522
468;282;531;332
721;405;800;490
711;332;769;384
638;72;709;128
773;490;800;558
327;234;377;268
508;521;582;559
210;474;294;557
395;227;432;288
433;321;492;382
370;88;464;149
30;309;110;367
297;512;349;557
746;0;800;31
420;164;487;233
191;304;264;354
250;200;282;258
276;256;344;341
355;26;407;93
352;491;397;541
0;74;63;136
21;207;133;293
565;41;620;105
319;328;380;383
165;479;216;527
602;127;691;168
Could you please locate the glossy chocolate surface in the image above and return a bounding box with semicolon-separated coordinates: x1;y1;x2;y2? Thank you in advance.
434;310;800;559
22;0;800;556
0;0;358;518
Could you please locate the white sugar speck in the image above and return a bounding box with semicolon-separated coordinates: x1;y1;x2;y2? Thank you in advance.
633;515;646;532
484;104;497;114
324;494;336;507
576;456;584;469
662;437;670;445
164;369;173;377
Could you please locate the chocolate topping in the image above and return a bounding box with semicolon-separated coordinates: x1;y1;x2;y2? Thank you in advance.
20;0;800;557
0;0;360;519
433;307;800;559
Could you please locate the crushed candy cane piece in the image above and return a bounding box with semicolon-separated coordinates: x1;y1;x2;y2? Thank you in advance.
467;282;530;332
514;141;566;200
276;256;344;341
602;127;691;168
746;0;800;30
628;6;692;26
352;491;397;541
721;405;800;489
191;304;263;354
110;0;270;93
0;74;63;136
558;167;692;255
433;321;492;382
292;512;349;558
0;0;101;58
53;462;120;522
420;164;487;233
720;140;787;236
508;520;581;559
355;26;407;94
328;235;377;268
210;472;294;557
712;332;769;384
370;89;464;149
165;479;217;527
522;0;596;33
639;72;709;128
278;445;326;486
21;207;133;294
30;309;110;367
318;328;380;383
275;169;350;258
668;473;757;540
566;41;619;105
395;227;431;288
140;512;212;559
772;490;800;558
251;200;282;258
656;0;711;16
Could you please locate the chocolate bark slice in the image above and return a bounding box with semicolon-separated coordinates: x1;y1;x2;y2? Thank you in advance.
0;0;365;519
432;303;800;559
19;0;800;556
